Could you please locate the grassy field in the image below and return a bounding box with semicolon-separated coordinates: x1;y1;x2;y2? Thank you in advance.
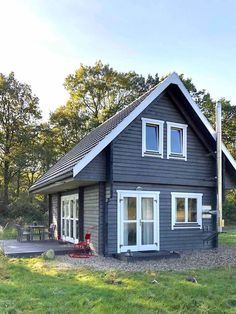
1;256;236;314
219;226;236;247
0;227;236;313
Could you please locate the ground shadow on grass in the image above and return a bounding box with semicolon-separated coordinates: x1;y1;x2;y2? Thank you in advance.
1;259;236;314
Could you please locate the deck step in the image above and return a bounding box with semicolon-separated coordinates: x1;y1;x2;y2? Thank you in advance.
114;250;180;262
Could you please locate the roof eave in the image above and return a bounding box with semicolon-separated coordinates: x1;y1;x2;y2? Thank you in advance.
29;172;73;193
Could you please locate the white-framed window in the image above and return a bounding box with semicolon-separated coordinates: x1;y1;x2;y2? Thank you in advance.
167;122;187;160
142;118;164;158
171;192;203;230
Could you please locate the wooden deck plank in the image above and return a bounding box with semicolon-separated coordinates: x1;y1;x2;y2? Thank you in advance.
0;239;74;257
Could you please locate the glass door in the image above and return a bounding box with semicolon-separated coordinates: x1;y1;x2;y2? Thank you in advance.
61;194;79;243
122;196;138;252
118;191;159;253
140;196;156;250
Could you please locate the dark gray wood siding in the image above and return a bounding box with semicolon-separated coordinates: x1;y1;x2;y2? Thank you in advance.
76;150;106;181
106;182;215;254
106;93;217;254
84;184;100;253
112;93;216;187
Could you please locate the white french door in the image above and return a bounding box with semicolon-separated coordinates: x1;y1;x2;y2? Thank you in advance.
61;194;79;243
117;191;160;253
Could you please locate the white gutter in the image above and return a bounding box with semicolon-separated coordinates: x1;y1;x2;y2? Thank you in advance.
216;101;223;232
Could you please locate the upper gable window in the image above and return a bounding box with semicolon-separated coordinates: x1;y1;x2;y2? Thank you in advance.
167;122;187;161
142;118;164;158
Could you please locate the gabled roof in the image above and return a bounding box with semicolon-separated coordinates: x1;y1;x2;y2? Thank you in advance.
30;72;236;192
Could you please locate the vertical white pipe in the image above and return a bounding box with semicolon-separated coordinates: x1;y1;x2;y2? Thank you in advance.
216;101;223;232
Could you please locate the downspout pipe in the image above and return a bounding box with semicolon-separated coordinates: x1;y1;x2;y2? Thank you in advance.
216;101;223;232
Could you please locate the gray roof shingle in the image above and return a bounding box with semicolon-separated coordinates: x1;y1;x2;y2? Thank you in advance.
30;86;156;191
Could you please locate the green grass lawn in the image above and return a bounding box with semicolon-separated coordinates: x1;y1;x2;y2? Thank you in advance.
219;226;236;247
0;256;236;314
0;227;236;313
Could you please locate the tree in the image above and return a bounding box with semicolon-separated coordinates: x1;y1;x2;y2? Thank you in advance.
51;60;159;152
0;72;41;205
50;103;88;154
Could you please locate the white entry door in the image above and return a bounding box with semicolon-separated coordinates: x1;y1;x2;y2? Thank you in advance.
118;191;160;253
61;194;79;243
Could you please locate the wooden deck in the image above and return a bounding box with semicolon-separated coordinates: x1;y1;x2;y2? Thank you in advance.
0;239;74;257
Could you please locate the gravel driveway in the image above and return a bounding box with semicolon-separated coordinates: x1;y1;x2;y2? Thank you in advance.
55;246;236;272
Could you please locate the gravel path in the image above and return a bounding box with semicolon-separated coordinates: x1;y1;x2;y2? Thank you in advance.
54;246;236;272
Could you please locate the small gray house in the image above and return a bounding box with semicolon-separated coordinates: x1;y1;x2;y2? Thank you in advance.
30;73;236;256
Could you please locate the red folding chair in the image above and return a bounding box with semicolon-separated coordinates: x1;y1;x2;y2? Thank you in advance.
68;226;95;258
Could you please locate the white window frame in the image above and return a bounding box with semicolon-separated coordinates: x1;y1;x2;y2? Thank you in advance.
142;118;164;158
117;190;160;253
171;192;203;230
167;122;188;161
61;194;79;243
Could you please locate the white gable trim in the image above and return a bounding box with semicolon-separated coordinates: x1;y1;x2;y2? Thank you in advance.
73;72;236;177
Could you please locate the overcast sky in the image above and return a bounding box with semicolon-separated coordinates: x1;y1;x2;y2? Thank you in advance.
0;0;236;119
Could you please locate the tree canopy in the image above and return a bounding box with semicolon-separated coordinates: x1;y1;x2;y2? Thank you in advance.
0;72;41;205
50;61;159;152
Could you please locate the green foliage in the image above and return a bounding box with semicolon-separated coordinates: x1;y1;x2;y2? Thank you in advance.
0;227;17;240
0;72;41;204
223;190;236;223
6;194;47;224
220;226;236;247
51;60;159;152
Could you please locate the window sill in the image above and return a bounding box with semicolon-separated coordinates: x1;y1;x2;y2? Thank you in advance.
168;154;187;161
172;223;201;230
143;151;163;158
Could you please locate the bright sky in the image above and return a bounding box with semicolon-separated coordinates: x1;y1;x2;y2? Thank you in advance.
0;0;236;120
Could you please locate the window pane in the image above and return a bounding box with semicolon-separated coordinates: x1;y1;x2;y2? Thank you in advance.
176;198;185;222
62;219;65;236
124;197;136;220
142;222;154;245
66;220;69;236
124;223;136;246
146;125;159;151
76;220;79;239
188;198;197;222
70;200;74;218
65;201;69;217
62;201;65;217
141;198;154;220
171;128;183;154
70;220;74;238
76;200;79;219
